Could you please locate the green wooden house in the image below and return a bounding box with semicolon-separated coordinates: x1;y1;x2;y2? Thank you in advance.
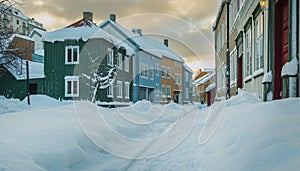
0;59;45;100
43;12;134;103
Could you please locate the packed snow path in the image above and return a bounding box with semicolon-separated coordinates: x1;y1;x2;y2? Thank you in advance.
0;93;300;170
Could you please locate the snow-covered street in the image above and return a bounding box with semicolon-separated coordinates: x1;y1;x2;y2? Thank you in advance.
1;92;300;170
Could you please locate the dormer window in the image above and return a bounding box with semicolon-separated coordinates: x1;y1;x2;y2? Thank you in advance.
65;46;79;64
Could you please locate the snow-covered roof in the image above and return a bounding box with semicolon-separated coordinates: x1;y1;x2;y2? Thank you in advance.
212;0;226;31
183;63;193;73
194;73;212;85
12;34;35;42
100;20;184;62
44;18;135;56
29;28;46;38
4;59;45;80
281;57;298;77
205;83;216;92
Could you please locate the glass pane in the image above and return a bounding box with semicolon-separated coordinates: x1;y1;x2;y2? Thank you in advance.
67;81;72;94
67;49;72;62
73;81;77;94
73;48;78;62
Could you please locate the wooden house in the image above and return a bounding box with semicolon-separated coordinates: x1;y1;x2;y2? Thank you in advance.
43;12;134;103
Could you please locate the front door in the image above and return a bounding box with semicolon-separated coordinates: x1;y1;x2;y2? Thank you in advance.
274;0;289;99
29;83;37;95
238;55;243;89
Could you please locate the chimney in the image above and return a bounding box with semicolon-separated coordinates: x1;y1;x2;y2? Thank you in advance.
110;14;116;22
83;11;93;22
137;29;142;35
164;39;168;47
132;28;137;33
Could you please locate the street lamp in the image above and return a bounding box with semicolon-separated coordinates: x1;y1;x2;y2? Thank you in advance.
225;0;231;99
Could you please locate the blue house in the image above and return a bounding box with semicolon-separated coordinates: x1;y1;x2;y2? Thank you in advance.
100;14;162;102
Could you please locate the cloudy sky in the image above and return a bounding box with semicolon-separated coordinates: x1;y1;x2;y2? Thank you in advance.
20;0;220;72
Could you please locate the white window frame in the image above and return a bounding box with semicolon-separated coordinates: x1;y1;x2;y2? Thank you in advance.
150;66;154;80
117;81;123;98
124;82;130;99
65;46;79;64
155;63;160;76
107;48;114;66
166;67;171;79
155;83;160;97
161;65;166;78
186;88;189;99
107;80;113;98
245;26;252;77
175;73;181;85
167;85;171;98
124;57;129;72
64;76;79;97
161;84;166;98
254;12;264;71
175;61;181;67
140;63;148;78
117;52;123;70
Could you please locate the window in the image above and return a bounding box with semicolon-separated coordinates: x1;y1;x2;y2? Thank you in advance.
254;13;264;71
185;71;189;82
124;57;129;72
155;63;159;76
186;88;189;99
107;48;114;66
166;67;171;79
175;61;181;67
150;66;154;80
117;52;123;70
124;82;130;99
175;73;181;85
167;85;171;98
117;81;123;98
221;20;225;45
161;85;166;98
140;64;148;78
155;84;160;96
65;46;79;64
245;26;252;77
230;50;236;83
161;65;166;78
64;76;79;97
107;80;113;98
16;20;19;25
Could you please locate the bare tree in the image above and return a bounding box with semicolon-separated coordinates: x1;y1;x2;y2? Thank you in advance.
0;0;23;73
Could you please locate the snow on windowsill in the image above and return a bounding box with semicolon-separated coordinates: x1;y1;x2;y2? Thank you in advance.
262;71;272;83
281;57;298;77
252;68;264;78
244;75;252;83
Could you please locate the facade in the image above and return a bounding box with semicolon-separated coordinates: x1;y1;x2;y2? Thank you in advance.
29;28;46;60
268;0;299;99
100;14;185;103
0;60;45;100
193;69;215;104
0;4;46;35
213;0;300;101
43;13;133;102
182;63;193;103
8;34;35;61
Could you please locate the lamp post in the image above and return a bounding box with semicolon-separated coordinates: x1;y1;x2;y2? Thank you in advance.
225;0;231;99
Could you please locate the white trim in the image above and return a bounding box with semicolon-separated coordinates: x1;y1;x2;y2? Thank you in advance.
65;46;79;64
107;79;113;98
124;82;130;99
118;52;123;70
117;81;123;98
150;66;154;80
64;76;79;97
155;63;160;76
166;67;171;79
139;85;155;89
124;57;129;72
167;85;171;97
161;65;166;78
107;48;114;66
140;63;148;79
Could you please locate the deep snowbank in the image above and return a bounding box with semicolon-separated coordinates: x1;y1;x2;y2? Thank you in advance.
0;93;300;170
